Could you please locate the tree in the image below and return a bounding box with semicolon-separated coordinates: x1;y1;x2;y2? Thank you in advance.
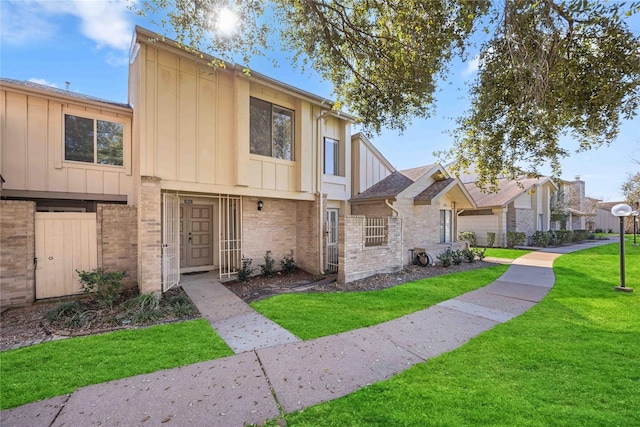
135;0;640;189
621;172;640;205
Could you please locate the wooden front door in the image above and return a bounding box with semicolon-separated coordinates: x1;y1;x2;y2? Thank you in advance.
180;204;213;268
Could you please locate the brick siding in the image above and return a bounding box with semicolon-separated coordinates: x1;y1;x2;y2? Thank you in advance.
0;200;36;308
138;176;162;295
97;204;138;287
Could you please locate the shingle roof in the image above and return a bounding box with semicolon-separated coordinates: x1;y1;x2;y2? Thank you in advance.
414;178;455;202
350;171;414;201
0;78;131;110
399;164;436;181
465;176;547;207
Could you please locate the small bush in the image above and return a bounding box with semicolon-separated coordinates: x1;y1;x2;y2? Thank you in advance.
451;250;464;265
260;250;276;277
531;231;552;247
486;232;496;248
462;249;476;263
45;301;87;328
280;250;297;274
555;230;574;245
169;293;199;317
506;231;526;248
122;294;162;325
77;268;125;309
238;256;255;282
458;231;478;247
437;250;453;267
474;247;486;261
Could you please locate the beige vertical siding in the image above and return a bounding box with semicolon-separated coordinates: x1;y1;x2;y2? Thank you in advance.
1;88;135;202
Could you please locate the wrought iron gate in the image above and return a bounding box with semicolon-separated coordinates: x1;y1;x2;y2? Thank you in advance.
326;208;339;273
162;193;180;292
219;195;242;279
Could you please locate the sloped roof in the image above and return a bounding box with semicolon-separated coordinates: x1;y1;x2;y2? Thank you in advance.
465;176;552;208
0;77;131;110
414;178;455;203
400;164;437;181
350;171;414;201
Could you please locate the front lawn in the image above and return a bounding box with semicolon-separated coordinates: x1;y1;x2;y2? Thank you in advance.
251;265;508;340
275;242;640;426
0;319;233;410
483;247;533;259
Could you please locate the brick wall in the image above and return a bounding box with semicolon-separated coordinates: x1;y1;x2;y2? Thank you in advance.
97;204;138;287
138;176;162;295
296;196;322;274
242;196;299;272
515;208;535;236
1;200;35;308
338;215;402;283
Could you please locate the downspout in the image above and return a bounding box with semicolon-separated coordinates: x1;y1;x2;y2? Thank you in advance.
385;199;399;216
316;109;331;274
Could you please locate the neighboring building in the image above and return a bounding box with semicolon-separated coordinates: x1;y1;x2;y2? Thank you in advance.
457;175;557;247
595;201;622;233
550;176;591;231
350;163;476;264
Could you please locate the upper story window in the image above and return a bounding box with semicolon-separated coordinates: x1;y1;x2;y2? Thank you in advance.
250;97;294;161
324;137;339;175
65;114;124;166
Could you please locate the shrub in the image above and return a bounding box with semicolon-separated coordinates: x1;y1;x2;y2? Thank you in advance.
45;301;87;328
531;231;552;248
436;250;453;267
555;230;574;244
474;247;486;261
77;268;125;309
451;250;464;265
260;250;277;277
462;249;476;263
458;231;477;247
573;230;589;242
238;256;255;282
506;231;526;248
280;250;297;274
123;294;162;325
486;232;496;248
169;293;199;317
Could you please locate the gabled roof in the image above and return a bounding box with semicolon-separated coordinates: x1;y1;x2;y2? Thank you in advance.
351;163;474;208
0;77;131;112
464;176;555;208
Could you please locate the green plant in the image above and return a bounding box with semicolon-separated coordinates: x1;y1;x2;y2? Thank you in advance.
462;248;476;263
486;232;496;248
44;301;87;329
437;249;453;267
260;250;276;277
458;231;477;247
451;249;464;265
531;231;552;247
168;293;199;317
280;250;297;274
238;256;255;282
473;247;487;261
506;231;526;248
77;268;125;309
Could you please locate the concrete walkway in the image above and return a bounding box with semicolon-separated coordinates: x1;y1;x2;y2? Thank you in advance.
1;240;612;427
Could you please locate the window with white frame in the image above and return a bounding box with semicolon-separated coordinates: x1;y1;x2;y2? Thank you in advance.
440;210;452;243
250;97;294;161
64;114;124;166
324;137;339;175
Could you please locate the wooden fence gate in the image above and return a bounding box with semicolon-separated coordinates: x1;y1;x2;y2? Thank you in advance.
35;213;98;299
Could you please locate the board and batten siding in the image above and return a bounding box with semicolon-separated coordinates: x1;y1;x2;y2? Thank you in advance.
133;42;339;199
0;88;135;202
351;134;394;195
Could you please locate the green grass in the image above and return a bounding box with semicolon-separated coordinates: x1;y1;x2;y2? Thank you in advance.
0;319;233;410
275;242;640;426
483;247;533;259
251;265;508;340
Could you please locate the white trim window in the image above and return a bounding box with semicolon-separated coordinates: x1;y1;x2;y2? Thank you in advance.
64;114;124;166
440;210;452;243
250;97;294;161
324;137;339;175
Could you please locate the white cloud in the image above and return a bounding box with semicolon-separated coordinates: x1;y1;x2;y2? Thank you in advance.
1;0;133;51
28;78;58;88
463;56;479;76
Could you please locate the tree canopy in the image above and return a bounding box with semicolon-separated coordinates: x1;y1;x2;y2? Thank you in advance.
134;0;640;189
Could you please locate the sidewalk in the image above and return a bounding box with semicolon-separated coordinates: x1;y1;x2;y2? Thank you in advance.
1;240;612;427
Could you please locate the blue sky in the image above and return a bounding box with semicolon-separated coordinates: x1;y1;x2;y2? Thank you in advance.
1;0;638;201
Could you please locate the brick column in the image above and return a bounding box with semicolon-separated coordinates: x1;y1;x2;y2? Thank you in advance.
138;176;162;295
0;200;36;308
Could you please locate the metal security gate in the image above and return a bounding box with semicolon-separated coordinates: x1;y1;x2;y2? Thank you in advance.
35;213;98;299
219;195;242;279
162;193;180;292
326;209;339;273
